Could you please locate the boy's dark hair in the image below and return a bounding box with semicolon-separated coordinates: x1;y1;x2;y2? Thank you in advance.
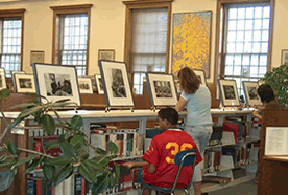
257;84;275;104
158;108;179;125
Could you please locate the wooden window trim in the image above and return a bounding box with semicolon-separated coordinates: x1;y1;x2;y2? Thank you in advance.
51;4;92;75
214;0;275;84
122;0;173;74
0;8;25;71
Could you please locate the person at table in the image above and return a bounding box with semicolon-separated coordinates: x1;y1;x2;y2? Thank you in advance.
175;67;213;195
252;84;281;182
252;84;281;120
123;108;203;195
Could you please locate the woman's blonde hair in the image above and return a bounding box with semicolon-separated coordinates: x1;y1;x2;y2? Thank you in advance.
177;67;201;94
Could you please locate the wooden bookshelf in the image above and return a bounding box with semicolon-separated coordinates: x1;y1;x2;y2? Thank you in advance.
258;109;288;195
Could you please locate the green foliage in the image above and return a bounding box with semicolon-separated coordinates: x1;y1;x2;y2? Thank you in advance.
0;91;120;194
261;63;288;108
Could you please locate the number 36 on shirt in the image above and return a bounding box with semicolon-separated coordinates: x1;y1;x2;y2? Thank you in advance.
165;142;193;164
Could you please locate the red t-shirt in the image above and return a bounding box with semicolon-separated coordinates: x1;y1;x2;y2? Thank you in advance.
142;129;202;188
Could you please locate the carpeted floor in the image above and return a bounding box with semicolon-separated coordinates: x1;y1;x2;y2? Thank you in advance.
208;180;257;195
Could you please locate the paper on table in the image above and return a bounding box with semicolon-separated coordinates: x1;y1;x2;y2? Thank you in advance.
265;127;288;155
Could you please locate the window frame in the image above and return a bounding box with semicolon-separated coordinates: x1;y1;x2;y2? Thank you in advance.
0;8;25;72
214;0;275;84
122;0;173;89
50;4;92;75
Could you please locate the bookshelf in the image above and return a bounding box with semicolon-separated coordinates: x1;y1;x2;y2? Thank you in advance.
258;108;288;195
1;106;257;195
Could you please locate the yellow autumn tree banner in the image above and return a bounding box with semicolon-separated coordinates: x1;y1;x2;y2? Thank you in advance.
172;11;212;78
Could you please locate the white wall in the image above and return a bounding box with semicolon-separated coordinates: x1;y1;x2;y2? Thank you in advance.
0;0;285;82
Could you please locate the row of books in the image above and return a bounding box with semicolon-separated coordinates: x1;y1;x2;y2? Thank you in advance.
27;174;90;195
90;129;144;158
203;143;256;174
27;161;142;195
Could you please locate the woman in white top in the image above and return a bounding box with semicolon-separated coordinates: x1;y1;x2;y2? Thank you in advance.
175;67;212;195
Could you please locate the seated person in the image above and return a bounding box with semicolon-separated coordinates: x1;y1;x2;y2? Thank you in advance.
124;108;202;195
253;84;281;120
252;84;281;183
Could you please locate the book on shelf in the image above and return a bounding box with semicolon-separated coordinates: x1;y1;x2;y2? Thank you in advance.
90;129;144;158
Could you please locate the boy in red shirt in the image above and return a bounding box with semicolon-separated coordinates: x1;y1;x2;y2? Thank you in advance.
124;108;202;195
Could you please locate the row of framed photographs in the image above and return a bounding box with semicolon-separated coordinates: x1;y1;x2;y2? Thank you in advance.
218;79;262;107
0;67;105;95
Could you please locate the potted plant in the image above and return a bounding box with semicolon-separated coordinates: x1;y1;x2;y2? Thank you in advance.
261;63;288;108
0;89;120;194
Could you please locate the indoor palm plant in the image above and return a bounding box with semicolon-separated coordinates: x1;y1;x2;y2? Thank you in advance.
0;89;120;194
260;63;288;108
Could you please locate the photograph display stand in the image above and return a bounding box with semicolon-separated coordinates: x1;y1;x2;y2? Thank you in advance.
242;81;261;107
77;77;93;94
14;73;36;93
32;63;81;107
94;74;104;94
146;73;177;111
0;68;6;90
194;69;207;86
218;79;240;107
98;60;134;112
11;70;25;89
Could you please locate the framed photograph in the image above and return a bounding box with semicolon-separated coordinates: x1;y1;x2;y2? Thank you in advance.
0;68;6;90
146;73;178;107
94;74;104;94
32;63;81;106
14;73;35;93
193;69;207;85
98;61;134;108
218;79;240;107
242;81;262;107
98;49;115;61
281;49;288;65
11;71;25;89
30;50;44;65
77;77;93;94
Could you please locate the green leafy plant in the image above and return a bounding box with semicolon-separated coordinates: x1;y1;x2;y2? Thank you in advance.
0;89;120;194
261;63;288;108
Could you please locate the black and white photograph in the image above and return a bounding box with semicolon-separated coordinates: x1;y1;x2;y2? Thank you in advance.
19;78;32;88
242;81;262;106
223;85;236;100
0;75;2;88
14;73;35;93
112;68;126;97
194;69;207;85
98;49;115;61
146;73;177;107
94;74;104;94
98;61;134;108
153;81;173;97
11;70;25;90
218;79;240;107
32;63;81;106
77;77;93;94
0;68;5;90
281;49;288;65
247;86;259;100
44;73;72;96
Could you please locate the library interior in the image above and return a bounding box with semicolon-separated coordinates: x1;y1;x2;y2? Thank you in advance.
0;0;287;195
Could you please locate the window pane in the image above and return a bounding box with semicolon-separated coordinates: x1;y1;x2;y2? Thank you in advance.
245;20;253;30
229;8;238;19
255;7;263;19
227;31;236;42
236;31;244;41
